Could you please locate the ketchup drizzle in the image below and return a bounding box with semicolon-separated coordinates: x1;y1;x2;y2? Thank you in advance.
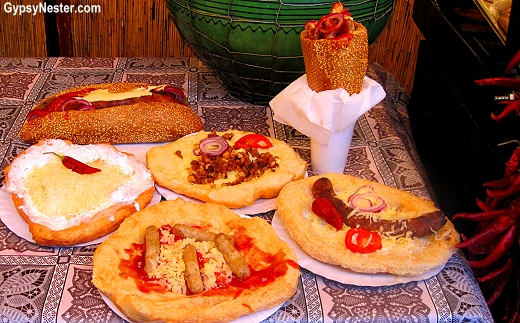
118;226;299;296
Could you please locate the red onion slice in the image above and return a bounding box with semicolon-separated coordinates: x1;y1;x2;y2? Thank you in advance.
348;185;374;204
348;184;387;213
60;99;92;111
152;85;187;105
199;136;229;156
350;193;387;213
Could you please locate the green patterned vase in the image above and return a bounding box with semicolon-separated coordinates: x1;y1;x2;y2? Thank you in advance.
165;0;394;104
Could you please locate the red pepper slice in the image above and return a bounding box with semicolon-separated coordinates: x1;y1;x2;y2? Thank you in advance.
27;88;95;120
315;13;344;38
333;32;354;41
345;228;382;253
46;88;95;112
234;134;273;149
312;197;343;231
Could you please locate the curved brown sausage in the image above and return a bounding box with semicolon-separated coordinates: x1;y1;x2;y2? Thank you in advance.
91;93;180;108
312;177;447;238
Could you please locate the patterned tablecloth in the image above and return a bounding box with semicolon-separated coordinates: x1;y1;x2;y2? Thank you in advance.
0;57;494;323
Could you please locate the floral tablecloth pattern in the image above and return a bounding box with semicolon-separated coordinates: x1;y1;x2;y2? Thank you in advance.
0;57;493;323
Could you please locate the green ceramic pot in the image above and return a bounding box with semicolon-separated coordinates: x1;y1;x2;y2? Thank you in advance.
165;0;394;104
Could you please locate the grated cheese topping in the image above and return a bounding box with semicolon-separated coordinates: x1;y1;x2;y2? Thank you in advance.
148;227;233;295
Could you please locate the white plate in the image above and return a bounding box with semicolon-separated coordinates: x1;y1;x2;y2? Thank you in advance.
271;212;444;286
114;142;165;165
100;280;282;323
156;185;277;214
0;185;162;247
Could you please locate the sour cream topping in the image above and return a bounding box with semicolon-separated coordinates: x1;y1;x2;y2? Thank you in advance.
5;139;154;231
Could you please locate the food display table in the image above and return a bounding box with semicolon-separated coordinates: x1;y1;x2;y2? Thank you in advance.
0;57;493;322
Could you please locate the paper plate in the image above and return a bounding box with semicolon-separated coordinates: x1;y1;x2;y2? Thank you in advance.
156;185;277;214
271;212;444;286
100;282;282;323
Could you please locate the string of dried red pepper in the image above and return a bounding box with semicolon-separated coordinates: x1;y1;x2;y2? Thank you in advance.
454;142;520;320
474;48;520;122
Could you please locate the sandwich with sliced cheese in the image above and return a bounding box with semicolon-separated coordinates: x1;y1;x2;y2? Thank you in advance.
19;82;204;144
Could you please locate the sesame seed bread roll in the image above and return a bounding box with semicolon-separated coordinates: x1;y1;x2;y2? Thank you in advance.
4;139;155;246
19;82;204;145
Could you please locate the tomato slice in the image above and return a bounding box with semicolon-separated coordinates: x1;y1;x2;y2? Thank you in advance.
47;88;94;112
311;198;343;231
234;134;273;149
345;228;382;253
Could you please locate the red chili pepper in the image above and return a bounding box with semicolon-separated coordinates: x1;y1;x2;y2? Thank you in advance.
503;147;520;177
510;271;520;321
505;48;520;73
452;208;506;222
483;173;520;189
491;100;520;121
345;228;382;253
234;134;273;149
456;196;520;248
476;198;492;212
486;175;520;198
477;257;513;282
463;233;500;255
485;262;512;306
475;78;520;92
312;197;343;231
467;224;518;268
45;152;101;174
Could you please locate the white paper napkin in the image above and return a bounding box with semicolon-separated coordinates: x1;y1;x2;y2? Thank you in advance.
270;75;386;146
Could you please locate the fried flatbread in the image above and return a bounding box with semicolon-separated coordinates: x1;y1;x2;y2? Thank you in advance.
92;199;300;323
276;173;459;276
146;130;307;208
